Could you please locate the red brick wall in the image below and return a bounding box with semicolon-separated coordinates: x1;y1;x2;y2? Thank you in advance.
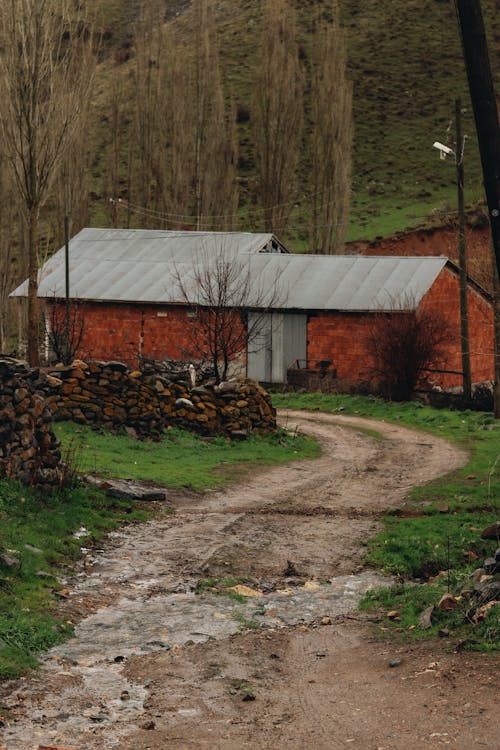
54;302;245;369
418;268;494;387
307;313;378;384
306;267;494;389
51;265;494;390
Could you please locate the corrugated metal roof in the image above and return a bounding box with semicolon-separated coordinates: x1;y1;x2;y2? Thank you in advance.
10;228;448;311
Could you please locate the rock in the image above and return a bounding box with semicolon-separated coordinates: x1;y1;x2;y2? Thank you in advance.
418;604;434;629
473;600;500;622
473;580;500;603
483;557;500;575
321;616;332;625
389;658;401;668
38;746;78;750
471;568;486;584
438;628;450;637
386;610;401;620
46;375;63;387
0;553;20;568
303;581;321;592
480;522;500;540
175;397;194;408
140;719;156;730
217;381;239;393
437;593;460;611
24;543;43;554
283;560;299;577
241;692;256;702
230;430;248;440
226;584;262;598
89;477;167;502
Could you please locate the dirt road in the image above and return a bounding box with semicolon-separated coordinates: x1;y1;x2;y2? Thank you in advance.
1;410;498;749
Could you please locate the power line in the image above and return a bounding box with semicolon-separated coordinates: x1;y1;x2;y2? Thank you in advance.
111;196;472;233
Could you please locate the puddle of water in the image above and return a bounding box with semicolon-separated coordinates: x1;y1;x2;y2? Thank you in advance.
3;572;391;749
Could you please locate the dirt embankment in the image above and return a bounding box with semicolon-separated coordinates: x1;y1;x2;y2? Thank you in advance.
351;223;494;293
1;411;498;750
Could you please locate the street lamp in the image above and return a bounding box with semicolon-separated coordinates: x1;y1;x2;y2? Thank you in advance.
433;98;472;401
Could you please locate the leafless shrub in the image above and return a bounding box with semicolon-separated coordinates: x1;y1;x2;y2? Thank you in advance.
367;307;452;401
45;302;86;366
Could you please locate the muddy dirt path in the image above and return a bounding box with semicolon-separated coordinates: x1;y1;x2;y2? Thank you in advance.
1;411;498;749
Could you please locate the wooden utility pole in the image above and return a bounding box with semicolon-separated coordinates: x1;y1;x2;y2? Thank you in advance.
455;99;472;401
454;0;500;417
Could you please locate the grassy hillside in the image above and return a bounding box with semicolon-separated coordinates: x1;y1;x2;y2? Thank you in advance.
84;1;500;246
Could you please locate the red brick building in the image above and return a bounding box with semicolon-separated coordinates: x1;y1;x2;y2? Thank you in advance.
11;228;494;391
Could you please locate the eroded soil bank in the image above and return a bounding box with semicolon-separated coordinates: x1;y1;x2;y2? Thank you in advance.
1;410;498;749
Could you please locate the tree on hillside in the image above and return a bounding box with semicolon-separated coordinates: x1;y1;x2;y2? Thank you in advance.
191;0;239;230
252;0;304;234
131;1;165;220
127;0;238;230
309;2;353;254
0;0;96;366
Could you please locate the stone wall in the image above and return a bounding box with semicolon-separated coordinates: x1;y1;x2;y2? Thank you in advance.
41;360;276;438
0;359;61;488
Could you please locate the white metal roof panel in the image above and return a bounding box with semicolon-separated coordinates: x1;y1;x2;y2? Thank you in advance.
11;228;448;311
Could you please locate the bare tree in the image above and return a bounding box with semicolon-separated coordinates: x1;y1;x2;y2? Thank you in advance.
0;154;18;352
45;299;86;366
174;245;284;382
0;0;96;365
367;306;452;401
154;33;194;228
191;0;239;230
252;0;304;233
126;1;238;230
130;1;165;219
309;2;353;254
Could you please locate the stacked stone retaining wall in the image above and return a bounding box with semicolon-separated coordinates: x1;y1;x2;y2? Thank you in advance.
41;360;276;438
0;359;61;488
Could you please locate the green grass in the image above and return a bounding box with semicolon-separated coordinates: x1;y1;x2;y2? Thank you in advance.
0;479;149;680
0;422;318;682
360;584;500;650
55;423;320;490
274;392;499;649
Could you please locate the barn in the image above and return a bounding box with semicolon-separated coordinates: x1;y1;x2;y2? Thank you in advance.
11;228;494;390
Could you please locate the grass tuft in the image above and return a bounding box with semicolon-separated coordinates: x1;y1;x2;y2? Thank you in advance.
55;423;320;490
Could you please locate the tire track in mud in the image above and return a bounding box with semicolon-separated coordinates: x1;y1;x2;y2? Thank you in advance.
0;411;468;749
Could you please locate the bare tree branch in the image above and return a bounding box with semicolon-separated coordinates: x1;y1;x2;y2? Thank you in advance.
174;243;284;382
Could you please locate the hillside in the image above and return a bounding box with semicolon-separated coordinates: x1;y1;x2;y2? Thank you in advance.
82;0;500;249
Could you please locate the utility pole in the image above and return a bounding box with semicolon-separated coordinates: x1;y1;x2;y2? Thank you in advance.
454;0;500;417
455;99;472;401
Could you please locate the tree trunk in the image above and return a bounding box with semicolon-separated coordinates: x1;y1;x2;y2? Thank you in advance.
27;206;40;367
